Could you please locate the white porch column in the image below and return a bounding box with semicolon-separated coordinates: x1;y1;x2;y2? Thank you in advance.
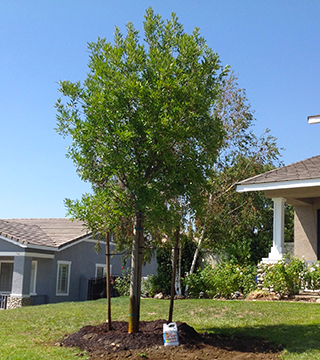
263;197;286;263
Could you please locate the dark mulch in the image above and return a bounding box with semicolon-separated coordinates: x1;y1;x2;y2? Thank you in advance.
61;320;282;359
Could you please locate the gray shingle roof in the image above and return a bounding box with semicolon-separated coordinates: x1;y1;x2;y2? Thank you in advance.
237;155;320;186
0;218;90;248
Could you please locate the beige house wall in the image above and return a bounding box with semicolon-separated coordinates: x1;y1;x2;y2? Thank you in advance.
294;204;318;261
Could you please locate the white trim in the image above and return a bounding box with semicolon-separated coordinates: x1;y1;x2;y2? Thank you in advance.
95;263;112;278
30;260;37;296
10;294;31;298
0;236;27;248
95;263;106;278
56;261;71;296
236;178;320;193
0;236;58;252
0;252;54;259
308;114;320;124
59;235;98;251
0;234;110;253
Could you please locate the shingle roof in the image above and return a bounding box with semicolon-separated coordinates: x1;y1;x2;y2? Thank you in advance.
237;155;320;186
0;218;90;248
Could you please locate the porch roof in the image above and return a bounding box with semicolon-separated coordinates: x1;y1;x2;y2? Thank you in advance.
0;218;90;248
237;155;320;192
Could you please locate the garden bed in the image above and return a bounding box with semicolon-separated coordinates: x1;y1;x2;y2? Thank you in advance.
62;320;281;359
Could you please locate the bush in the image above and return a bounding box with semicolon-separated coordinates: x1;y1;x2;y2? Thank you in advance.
114;268;131;296
183;265;215;298
305;262;320;290
141;275;159;297
262;256;307;297
184;261;257;299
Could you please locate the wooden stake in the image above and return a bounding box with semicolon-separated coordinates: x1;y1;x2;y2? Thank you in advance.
128;211;144;333
106;232;111;331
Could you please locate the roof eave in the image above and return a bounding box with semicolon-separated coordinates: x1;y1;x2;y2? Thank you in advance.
236;178;320;193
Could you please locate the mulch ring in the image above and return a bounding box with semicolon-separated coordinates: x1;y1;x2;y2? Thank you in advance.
60;320;282;359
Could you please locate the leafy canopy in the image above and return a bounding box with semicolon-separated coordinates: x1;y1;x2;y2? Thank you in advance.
55;7;228;236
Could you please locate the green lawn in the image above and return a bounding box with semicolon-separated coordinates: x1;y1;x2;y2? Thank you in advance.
1;297;320;359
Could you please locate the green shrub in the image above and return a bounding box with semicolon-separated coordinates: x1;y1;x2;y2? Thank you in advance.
184;261;257;299
262;256;307;297
114;268;131;296
212;262;257;298
141;275;159;297
183;265;215;298
305;261;320;290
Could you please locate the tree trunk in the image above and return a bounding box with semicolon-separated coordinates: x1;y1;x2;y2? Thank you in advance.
128;211;144;333
184;227;205;296
106;232;111;331
185;194;213;296
168;226;180;323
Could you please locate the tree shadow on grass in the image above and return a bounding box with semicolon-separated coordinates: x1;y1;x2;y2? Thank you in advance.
203;324;320;355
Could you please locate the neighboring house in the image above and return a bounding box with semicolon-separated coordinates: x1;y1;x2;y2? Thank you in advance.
236;155;320;263
0;218;157;309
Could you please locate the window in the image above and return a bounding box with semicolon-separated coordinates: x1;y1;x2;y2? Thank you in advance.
95;264;112;278
0;262;13;292
56;261;71;296
30;261;37;295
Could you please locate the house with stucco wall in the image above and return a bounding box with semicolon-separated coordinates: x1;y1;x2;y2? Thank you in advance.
237;155;320;263
0;218;156;309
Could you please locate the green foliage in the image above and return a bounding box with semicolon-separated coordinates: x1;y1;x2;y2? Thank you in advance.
183;265;214;298
149;236;199;295
56;9;230;326
305;262;320;290
56;7;228;243
114;268;131;296
188;72;288;266
141;275;156;297
184;261;257;298
204;158;277;265
262;256;307;297
152;246;173;295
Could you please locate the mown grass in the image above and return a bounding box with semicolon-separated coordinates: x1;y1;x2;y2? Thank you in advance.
1;297;320;359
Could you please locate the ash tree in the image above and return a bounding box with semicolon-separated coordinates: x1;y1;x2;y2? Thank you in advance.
55;8;227;333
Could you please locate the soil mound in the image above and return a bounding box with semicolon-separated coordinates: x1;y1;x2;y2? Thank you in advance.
61;320;282;359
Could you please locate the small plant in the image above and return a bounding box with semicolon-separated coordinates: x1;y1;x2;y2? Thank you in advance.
114;268;131;296
138;353;149;358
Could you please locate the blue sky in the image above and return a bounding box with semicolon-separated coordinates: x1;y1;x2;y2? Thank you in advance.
1;0;320;218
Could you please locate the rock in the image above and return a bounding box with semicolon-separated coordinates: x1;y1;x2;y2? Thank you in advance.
154;293;164;299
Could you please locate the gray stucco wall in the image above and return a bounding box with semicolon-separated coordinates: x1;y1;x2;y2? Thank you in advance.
294;204;318;261
0;238;158;305
44;240;107;303
0;238;22;252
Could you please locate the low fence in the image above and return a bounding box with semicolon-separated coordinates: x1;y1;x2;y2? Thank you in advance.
87;277;119;300
31;294;47;306
0;294;9;309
